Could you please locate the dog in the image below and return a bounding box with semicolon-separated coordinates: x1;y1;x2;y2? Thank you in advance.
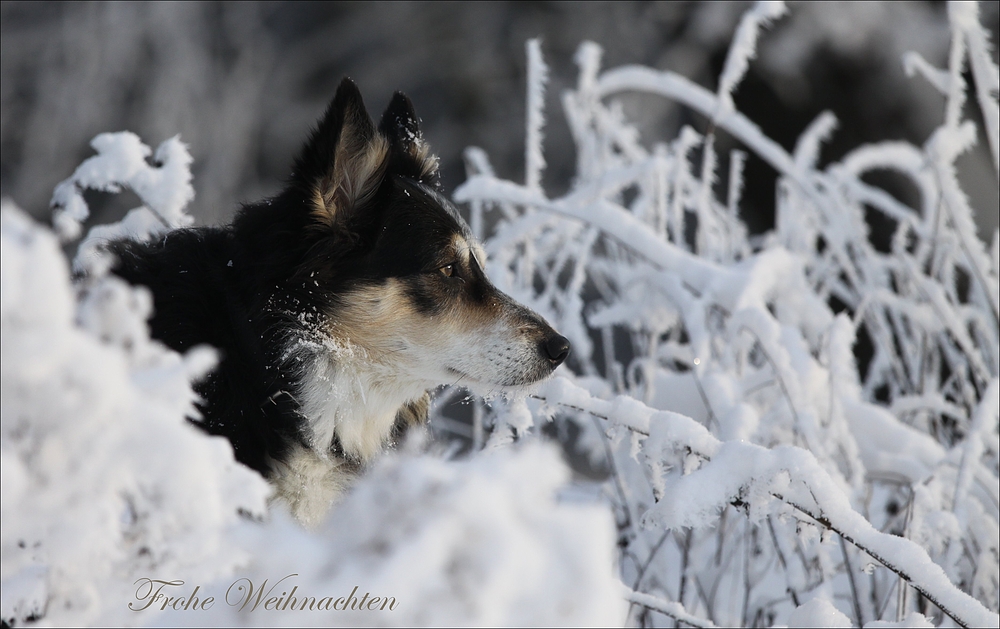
107;78;570;527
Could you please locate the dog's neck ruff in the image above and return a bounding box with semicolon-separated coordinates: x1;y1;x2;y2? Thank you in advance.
294;338;426;463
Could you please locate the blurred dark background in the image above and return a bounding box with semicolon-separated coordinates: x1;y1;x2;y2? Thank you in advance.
1;1;997;240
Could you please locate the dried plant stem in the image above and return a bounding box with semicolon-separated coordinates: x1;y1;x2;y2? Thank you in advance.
839;534;864;627
766;517;801;607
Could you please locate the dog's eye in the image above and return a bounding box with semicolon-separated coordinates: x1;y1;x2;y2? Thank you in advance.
438;264;455;277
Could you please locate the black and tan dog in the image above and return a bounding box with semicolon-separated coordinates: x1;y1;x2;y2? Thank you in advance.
108;78;570;526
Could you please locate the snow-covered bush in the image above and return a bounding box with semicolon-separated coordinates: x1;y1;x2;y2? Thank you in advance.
2;1;998;627
1;132;622;626
453;1;999;627
0;210;269;625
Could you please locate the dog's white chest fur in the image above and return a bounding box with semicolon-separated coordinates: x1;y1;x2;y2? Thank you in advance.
298;350;422;461
271;344;428;527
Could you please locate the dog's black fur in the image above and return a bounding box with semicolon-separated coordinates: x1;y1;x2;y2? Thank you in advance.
107;79;570;491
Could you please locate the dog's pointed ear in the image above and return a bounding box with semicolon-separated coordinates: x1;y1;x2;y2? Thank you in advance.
294;78;389;228
379;91;439;185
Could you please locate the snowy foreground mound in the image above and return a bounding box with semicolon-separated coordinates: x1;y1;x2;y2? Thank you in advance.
3;2;1000;627
1;201;624;626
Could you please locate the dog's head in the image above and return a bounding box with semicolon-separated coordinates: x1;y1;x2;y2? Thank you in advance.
266;78;568;393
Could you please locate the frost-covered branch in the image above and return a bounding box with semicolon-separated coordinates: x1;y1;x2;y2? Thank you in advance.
715;1;788;119
625;586;716;628
779;494;995;629
456;12;998;623
535;377;999;628
50;132;194;242
525;38;549;191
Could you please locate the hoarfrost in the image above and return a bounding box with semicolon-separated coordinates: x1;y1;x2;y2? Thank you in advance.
3;2;999;627
455;2;999;626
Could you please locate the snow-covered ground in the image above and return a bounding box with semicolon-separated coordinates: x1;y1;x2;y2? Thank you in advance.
2;2;998;627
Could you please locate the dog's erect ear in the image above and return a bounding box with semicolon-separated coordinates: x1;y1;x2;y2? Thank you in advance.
379;91;439;184
294;78;389;228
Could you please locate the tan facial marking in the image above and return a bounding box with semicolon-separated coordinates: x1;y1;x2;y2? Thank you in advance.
451;233;488;275
452;233;472;266
293;250;559;462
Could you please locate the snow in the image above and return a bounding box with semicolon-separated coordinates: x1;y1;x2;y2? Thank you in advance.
525;38;548;192
150;443;625;627
1;197;625;627
715;1;788;118
1;201;269;626
3;2;999;627
452;2;998;625
864;613;935;628
624;588;716;628
535;373;997;625
50;132;194;244
787;597;853;628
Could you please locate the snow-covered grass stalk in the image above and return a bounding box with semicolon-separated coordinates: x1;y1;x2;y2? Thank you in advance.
453;1;999;626
525;38;548;192
714;0;788;120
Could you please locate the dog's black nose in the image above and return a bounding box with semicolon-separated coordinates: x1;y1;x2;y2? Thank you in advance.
542;334;570;366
